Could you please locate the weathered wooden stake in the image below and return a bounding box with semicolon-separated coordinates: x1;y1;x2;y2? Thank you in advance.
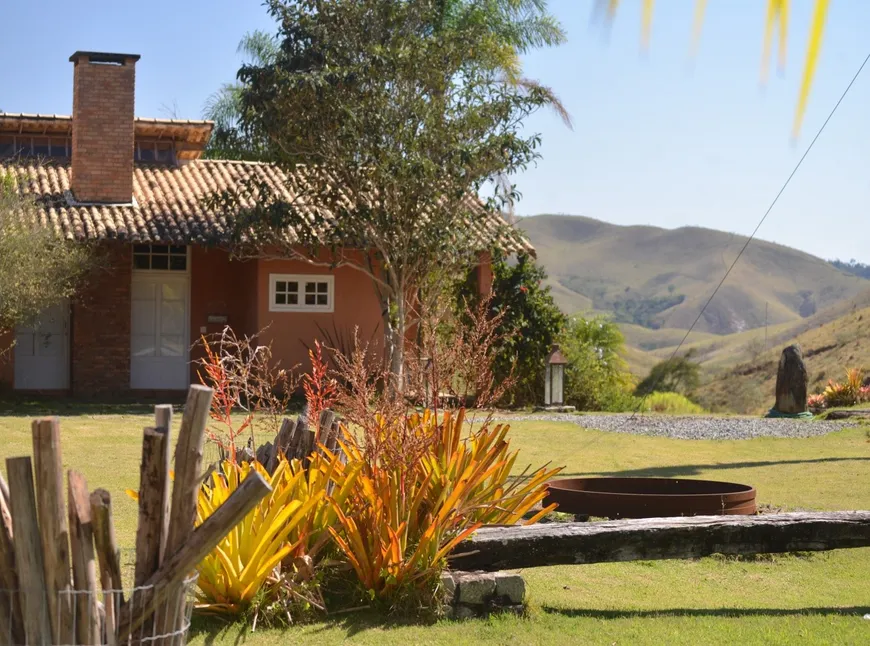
32;417;74;645
68;470;100;646
317;410;335;448
0;472;24;646
6;457;52;646
117;471;271;641
156;384;213;642
91;489;123;645
134;427;171;586
269;417;296;472
154;404;173;433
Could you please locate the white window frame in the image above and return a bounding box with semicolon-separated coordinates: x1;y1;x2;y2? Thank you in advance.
269;274;335;313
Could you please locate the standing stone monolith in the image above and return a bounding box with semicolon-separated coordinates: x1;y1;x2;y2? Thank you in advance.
773;344;808;415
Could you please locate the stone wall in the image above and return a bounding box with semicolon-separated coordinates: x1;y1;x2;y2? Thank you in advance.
440;570;526;619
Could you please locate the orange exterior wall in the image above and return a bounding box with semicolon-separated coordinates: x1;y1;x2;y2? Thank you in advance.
477;251;494;295
189;247;258;382
254;254;384;373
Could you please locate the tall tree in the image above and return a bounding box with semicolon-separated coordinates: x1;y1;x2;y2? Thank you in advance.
202;30;279;160
0;171;93;351
213;0;564;391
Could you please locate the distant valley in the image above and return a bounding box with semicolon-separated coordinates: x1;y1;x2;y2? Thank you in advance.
517;214;870;382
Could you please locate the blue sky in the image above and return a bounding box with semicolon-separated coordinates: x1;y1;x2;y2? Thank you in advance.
1;0;868;262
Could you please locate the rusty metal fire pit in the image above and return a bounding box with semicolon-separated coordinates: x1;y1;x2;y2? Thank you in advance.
544;477;757;519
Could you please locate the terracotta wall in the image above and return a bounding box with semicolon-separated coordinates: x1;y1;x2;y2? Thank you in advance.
477;251;494;296
254;255;384;372
188;247;258;382
71;244;132;395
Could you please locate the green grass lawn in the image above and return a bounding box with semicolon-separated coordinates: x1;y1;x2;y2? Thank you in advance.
1;408;869;645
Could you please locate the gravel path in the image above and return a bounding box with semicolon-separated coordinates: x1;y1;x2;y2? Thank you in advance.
493;413;858;440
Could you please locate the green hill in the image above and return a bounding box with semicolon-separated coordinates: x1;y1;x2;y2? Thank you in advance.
695;302;870;414
519;214;867;336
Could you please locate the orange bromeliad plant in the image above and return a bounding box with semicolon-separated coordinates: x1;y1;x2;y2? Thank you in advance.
323;409;562;598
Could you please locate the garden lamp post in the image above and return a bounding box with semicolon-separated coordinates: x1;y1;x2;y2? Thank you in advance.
544;346;568;407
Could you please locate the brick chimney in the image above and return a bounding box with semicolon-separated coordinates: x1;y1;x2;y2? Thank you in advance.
69;51;140;204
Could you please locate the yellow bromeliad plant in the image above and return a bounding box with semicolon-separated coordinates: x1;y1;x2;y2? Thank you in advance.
140;451;358;616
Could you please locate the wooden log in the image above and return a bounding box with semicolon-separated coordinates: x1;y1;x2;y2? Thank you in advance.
5;458;46;646
68;470;100;646
293;406;310;462
0;471;9;507
32;417;74;645
255;441;272;466
268;418;296;473
449;511;870;571
317;410;335;448
154;404;173;432
156;385;213;642
324;419;341;455
773;344;809;414
116;471;271;641
90;489;123;646
134;427;171;586
0;471;24;646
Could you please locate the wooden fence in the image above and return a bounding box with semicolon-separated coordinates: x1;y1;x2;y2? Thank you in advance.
0;385;271;646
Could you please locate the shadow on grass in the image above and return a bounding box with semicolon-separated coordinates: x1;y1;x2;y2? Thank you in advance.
0;396;305;419
554;456;870;479
0;395;178;417
540;605;870;619
188;610;438;644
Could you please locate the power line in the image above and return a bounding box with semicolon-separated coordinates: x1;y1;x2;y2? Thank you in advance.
625;49;870;419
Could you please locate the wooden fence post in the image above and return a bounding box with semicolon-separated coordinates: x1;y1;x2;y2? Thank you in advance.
6;457;52;646
116;471;271;641
157;385;213;642
0;471;24;646
91;489;123;646
134;427;171;585
32;417;74;645
68;470;100;646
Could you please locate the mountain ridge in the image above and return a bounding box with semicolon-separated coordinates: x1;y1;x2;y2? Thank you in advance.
518;214;867;337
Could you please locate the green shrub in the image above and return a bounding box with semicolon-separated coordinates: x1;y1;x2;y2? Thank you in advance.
561;315;636;411
455;252;565;406
641;391;706;415
635;351;701;397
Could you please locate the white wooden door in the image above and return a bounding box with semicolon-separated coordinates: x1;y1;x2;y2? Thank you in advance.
131;276;190;389
14;302;70;390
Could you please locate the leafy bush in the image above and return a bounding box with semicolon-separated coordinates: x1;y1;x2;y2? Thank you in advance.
641;391;706;415
0;170;94;346
454;252;565;406
560;315;635;411
635;351;701;397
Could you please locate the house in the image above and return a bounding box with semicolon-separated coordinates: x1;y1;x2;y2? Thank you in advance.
0;52;532;397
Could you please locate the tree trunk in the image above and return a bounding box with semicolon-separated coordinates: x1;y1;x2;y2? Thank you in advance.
774;344;808;414
389;294;406;396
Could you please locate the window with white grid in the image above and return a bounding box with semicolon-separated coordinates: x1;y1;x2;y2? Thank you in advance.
269;274;334;313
